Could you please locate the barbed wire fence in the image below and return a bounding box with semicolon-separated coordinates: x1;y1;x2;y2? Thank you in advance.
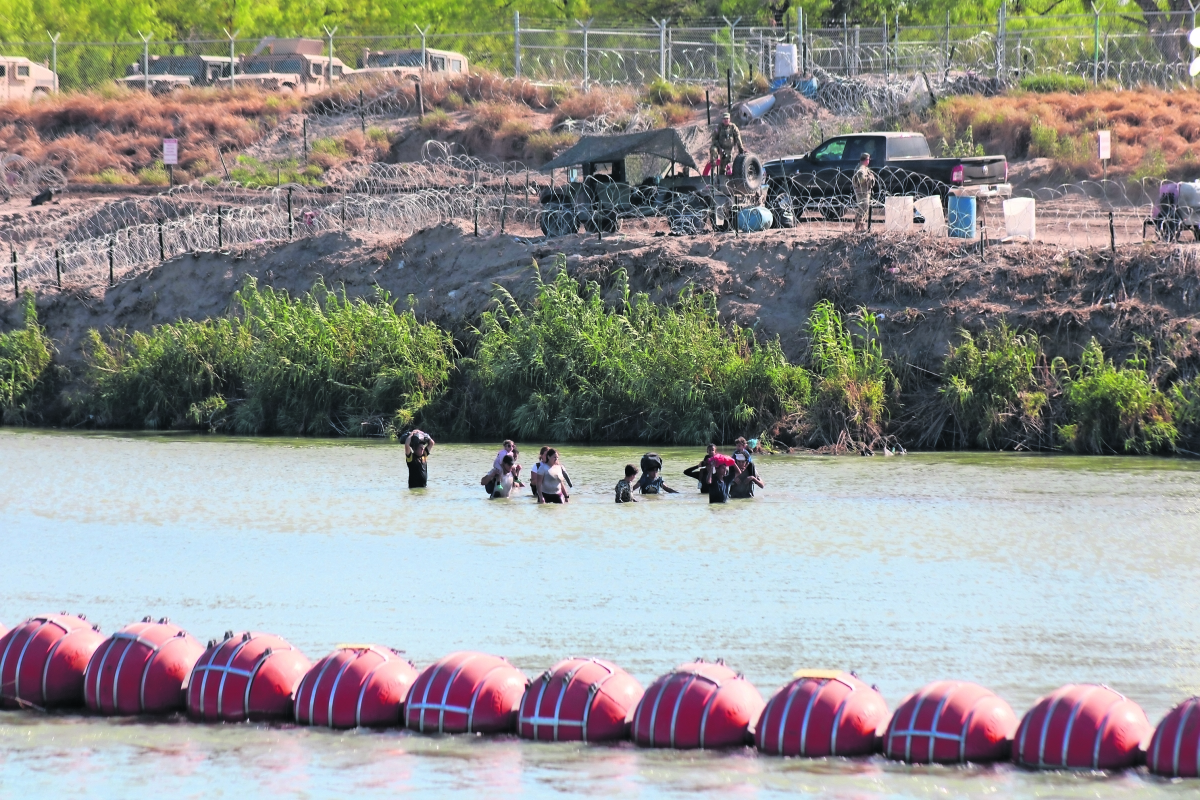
1;9;1199;94
3;145;1189;299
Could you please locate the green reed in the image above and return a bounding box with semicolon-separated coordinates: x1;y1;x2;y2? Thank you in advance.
456;259;810;444
0;293;54;424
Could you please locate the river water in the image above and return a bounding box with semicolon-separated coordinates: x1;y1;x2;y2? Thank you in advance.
1;429;1198;798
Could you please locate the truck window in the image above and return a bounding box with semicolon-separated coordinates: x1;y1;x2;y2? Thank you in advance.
812;139;847;162
841;136;883;163
887;136;931;158
430;55;446;72
451;59;463;73
0;66;6;78
311;62;321;77
17;65;30;77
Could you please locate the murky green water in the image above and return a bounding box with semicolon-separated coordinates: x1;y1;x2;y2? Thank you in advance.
1;430;1199;798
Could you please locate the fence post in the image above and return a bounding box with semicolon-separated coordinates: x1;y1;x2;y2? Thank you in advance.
158;220;165;261
576;19;593;85
655;18;669;79
798;8;805;73
108;238;115;287
1109;211;1116;253
474;198;480;236
895;12;900;73
944;10;950;73
724;16;741;76
138;32;151;93
302;117;308;160
10;251;16;299
48;32;60;91
854;24;860;76
218;205;224;248
514;11;522;78
341;195;347;229
55;248;61;288
726;68;733;114
324;25;337;89
359;89;366;134
414;24;427;74
843;15;849;76
287;187;294;239
225;28;240;88
883;15;889;78
501;176;508;234
1092;3;1100;85
997;1;1007;82
416;82;425;118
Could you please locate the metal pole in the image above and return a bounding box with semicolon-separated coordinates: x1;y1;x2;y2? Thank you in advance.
844;15;849;76
853;24;860;77
55;248;61;287
49;33;60;92
575;19;593;86
139;32;151;92
656;19;669;79
359;89;365;134
706;89;711;125
324;25;337;89
726;68;733;113
415;25;427;74
10;251;17;299
158;221;165;261
416;82;424;118
883;15;889;78
474;198;479;236
108;238;114;286
1092;3;1100;85
225;28;240;88
287;187;294;239
1109;211;1116;253
218;205;223;248
341;195;347;229
944;11;950;73
997;1;1006;81
501;177;508;235
514;10;521;78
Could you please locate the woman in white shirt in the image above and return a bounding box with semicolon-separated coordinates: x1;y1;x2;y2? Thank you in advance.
536;448;570;504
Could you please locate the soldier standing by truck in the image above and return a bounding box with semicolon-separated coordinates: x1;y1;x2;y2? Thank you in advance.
709;112;745;175
852;152;876;232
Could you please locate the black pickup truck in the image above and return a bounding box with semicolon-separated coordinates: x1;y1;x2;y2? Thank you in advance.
762;132;1010;224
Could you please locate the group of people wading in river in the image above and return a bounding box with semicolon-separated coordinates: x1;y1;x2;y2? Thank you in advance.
403;431;764;503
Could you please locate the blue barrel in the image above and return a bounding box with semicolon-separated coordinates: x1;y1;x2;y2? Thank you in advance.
947;195;977;239
736;206;774;232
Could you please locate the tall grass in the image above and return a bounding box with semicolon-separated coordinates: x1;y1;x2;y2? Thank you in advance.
457;260;809;444
1171;376;1200;453
0;294;54;425
803;300;895;451
940;322;1049;449
1056;338;1176;454
80;279;455;435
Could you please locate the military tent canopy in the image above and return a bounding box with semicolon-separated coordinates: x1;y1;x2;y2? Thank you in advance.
539;127;706;173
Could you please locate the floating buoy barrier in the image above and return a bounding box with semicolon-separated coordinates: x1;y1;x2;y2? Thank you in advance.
84;618;204;715
883;680;1018;764
405;651;527;734
295;645;418;729
632;660;765;749
518;657;644;743
1148;696;1200;777
756;670;888;757
0;614;104;710
1013;683;1152;770
187;631;310;722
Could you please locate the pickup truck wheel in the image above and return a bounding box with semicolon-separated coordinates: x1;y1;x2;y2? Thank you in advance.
582;207;619;234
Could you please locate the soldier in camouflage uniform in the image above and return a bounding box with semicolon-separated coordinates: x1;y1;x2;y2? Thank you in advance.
852;152;876;232
710;111;745;174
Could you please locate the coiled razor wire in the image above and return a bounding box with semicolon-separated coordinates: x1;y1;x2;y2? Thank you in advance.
3;153;1195;295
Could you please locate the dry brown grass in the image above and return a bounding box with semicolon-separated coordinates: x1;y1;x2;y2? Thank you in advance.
552;86;637;125
921;88;1200;180
0;85;298;183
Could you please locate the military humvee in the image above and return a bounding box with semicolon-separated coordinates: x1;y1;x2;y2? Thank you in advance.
120;55;233;93
236;38;353;95
0;56;57;101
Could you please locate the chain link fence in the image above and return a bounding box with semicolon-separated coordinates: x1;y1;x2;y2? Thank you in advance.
2;10;1199;93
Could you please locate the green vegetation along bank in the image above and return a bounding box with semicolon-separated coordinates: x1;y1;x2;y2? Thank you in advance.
3;257;1198;456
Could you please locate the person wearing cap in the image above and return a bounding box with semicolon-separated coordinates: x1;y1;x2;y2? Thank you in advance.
710;112;745;175
852;152;876;232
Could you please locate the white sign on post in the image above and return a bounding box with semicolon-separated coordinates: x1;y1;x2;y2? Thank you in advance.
163;138;179;165
1097;130;1111;161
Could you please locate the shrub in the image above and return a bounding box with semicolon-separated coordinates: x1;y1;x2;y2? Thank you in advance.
660;102;693;126
1171;375;1200;452
366;126;391;145
229;155;322;187
524;130;578;162
1056;338;1176;454
0;293;54;425
311;137;348;157
471;102;519;133
137;161;170;186
79;280;456;436
441;91;466;111
417;107;453;134
91;168;137;185
803;300;895;451
940;322;1048;449
1019;74;1089;94
458;259;810;444
939;123;985;158
642;77;704;107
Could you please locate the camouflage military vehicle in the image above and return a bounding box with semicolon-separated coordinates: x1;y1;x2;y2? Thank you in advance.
0;56;57;101
353;47;468;78
120;55;233;93
236;38;352;94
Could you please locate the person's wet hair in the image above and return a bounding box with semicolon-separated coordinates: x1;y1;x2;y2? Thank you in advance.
502;455;514;467
546;448;558;460
625;464;637;477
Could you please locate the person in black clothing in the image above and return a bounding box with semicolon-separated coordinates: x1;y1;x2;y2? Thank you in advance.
404;429;435;488
683;444;718;493
707;461;730;504
729;454;764;498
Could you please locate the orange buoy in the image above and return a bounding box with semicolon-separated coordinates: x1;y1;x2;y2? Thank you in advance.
1013;683;1152;770
295;645;419;728
883;680;1017;763
187;631;310;722
405;651;527;734
631;660;765;749
756;670;888;757
1148;696;1200;777
518;657;644;743
0;614;104;709
84;618;203;715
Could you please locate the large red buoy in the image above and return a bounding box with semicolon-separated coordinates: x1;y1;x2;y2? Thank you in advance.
518;657;644;743
84;618;203;715
405;651;527;734
1148;696;1200;777
883;681;1018;763
294;645;418;728
756;670;888;757
187;631;311;722
1013;683;1152;770
632;660;765;749
0;614;104;709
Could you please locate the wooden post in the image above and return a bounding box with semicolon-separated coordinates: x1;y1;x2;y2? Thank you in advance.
1109;210;1116;254
108;238;115;286
158;220;165;261
416;82;425;118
